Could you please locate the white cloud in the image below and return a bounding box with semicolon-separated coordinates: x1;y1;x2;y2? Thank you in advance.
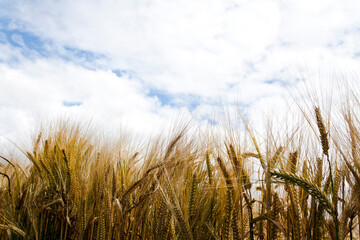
10;33;25;47
1;0;281;96
0;32;6;43
1;0;360;149
0;56;188;148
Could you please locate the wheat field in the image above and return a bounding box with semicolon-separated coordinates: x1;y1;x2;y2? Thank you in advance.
1;92;360;240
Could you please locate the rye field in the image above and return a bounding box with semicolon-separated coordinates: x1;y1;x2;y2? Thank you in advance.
1;89;360;240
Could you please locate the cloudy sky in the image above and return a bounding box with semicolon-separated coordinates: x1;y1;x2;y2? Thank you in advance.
1;0;360;146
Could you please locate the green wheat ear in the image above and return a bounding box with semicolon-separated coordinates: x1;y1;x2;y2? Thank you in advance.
270;171;335;217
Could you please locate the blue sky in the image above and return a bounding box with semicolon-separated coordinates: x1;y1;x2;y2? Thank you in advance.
1;0;360;144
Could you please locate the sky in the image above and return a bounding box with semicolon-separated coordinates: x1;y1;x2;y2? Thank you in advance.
1;0;360;148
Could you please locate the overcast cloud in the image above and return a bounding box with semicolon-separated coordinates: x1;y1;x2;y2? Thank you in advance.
1;0;360;148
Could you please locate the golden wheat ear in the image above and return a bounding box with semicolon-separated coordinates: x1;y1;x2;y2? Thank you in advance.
315;107;329;157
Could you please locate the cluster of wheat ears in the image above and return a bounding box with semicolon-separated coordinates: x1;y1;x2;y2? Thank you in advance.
1;93;360;240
